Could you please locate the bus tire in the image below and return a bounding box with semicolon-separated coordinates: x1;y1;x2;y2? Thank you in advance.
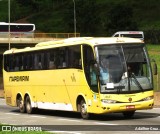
79;99;89;119
123;111;135;118
25;96;33;114
17;96;26;113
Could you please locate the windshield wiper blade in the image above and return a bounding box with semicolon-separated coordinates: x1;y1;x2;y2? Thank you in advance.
130;73;144;92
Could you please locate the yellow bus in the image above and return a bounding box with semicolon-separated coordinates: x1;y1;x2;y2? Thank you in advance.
3;37;156;119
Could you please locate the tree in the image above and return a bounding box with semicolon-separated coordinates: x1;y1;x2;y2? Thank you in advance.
104;4;138;35
10;0;21;21
64;0;100;36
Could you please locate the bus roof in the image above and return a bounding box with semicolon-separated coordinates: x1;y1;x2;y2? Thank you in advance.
36;37;143;46
113;31;144;34
3;37;144;54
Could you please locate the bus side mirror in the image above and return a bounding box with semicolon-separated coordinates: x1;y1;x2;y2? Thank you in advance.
151;59;157;75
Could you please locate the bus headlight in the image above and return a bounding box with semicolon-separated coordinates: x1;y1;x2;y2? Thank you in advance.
101;99;117;104
142;96;154;101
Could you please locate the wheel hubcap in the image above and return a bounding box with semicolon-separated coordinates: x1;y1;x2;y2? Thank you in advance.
81;104;87;114
19;101;23;109
27;102;30;111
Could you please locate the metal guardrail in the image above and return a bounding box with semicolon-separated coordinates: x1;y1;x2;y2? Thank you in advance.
0;33;81;44
0;32;80;38
34;33;80;38
0;37;57;44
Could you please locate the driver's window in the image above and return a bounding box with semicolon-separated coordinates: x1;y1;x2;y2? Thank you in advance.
83;45;98;93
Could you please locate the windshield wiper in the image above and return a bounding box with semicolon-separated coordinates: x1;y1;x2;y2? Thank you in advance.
130;73;144;92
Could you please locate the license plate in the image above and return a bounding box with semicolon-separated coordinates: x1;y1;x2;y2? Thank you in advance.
126;105;135;109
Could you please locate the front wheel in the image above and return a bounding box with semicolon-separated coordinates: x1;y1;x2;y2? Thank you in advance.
79;99;89;119
123;111;135;118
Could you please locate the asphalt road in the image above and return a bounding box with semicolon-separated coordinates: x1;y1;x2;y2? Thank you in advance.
0;98;160;134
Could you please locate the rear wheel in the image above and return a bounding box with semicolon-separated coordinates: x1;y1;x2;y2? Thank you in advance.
123;111;135;118
17;96;26;113
79;99;89;119
25;96;34;114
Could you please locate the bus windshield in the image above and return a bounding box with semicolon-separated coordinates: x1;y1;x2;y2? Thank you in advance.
96;44;153;94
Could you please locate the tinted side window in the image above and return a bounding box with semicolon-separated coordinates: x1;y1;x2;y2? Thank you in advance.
68;45;82;69
4;45;82;72
114;34;119;37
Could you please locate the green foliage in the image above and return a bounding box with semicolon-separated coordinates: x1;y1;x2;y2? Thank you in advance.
147;44;160;91
1;0;160;43
63;0;100;36
147;44;160;72
76;0;100;36
144;29;160;44
0;0;8;21
104;4;138;35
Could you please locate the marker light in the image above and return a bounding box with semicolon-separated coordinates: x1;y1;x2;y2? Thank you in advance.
101;99;117;104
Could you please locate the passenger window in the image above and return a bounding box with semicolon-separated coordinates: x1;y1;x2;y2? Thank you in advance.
48;49;56;69
68;45;82;69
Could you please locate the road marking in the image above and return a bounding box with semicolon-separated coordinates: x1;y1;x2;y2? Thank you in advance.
30;115;46;118
0;117;12;119
5;113;20;116
94;122;118;125
5;113;46;118
1;122;8;125
153;108;160;109
58;118;81;122
50;131;82;134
